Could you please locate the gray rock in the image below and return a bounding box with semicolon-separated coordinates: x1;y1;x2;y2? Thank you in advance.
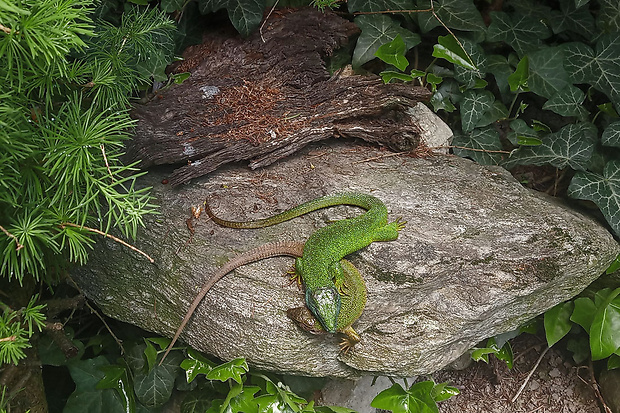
71;141;619;378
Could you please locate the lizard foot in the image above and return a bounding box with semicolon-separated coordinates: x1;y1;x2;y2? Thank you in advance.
393;216;407;231
286;266;303;288
338;326;360;355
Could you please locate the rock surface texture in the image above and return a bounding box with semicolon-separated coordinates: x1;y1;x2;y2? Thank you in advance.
72;141;619;378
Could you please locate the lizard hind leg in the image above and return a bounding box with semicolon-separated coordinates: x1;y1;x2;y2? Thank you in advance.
371;217;407;242
339;326;361;355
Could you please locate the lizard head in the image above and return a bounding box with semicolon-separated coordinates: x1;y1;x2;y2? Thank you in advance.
305;287;341;333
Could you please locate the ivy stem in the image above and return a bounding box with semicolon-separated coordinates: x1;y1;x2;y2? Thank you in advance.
507;91;522;120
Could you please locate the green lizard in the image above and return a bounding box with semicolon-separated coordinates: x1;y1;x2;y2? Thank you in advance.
160;241;366;363
204;192;405;334
287;258;366;353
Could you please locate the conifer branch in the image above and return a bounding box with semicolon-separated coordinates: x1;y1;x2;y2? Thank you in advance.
60;222;154;263
0;225;24;251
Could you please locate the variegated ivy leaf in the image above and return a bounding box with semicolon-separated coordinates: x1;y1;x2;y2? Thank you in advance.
460;90;495;132
602;121;620;147
348;0;414;12
227;0;265;37
550;0;596;38
503;122;597;170
417;0;485;33
510;0;552;20
598;0;620;33
453;39;486;87
542;85;589;118
486;55;513;98
198;0;227;13
563;34;620;106
528;47;569;99
353;15;421;68
487;11;552;56
568;160;620;236
476;101;508;129
452;126;503;165
507;119;543;146
574;0;590;8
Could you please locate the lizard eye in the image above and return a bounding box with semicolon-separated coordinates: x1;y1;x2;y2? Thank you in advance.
305;287;341;333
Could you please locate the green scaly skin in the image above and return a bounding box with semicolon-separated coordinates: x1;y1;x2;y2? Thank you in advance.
204;192;405;333
287;258;366;352
160;242;365;364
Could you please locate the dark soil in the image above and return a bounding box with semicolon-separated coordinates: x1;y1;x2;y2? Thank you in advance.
434;334;603;413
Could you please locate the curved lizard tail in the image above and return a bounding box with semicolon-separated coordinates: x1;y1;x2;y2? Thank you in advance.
159;241;305;365
204;192;387;229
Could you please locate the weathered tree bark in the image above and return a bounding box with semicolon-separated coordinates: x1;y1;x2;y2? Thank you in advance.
128;8;431;186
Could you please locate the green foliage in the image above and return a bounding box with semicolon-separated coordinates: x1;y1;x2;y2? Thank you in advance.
0;0;178;394
541;282;620;369
0;296;46;365
368;0;620;238
41;332;371;413
0;2;174;284
471;337;514;369
370;380;459;413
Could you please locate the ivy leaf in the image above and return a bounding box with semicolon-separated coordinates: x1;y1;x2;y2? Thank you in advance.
460;90;495;132
510;0;553;20
371;382;439;413
97;364;136;413
375;34;409;71
563;34;620;105
226;0;265;37
609;353;620;370
432;35;477;71
381;71;415;83
507;119;542;146
602;121;620;147
64;357;125;413
486;54;514;97
487;11;552;56
528;47;570;99
589;288;620;360
571;297;598;332
417;0;485;32
606;254;620;274
550;0;596;38
453;126;503;165
496;341;514;369
430;78;459;112
568;160;620;236
544;301;575;347
504;122;596;170
542;85;589;118
476;101;507;129
134;355;180;407
198;0;227;13
597;0;620;33
353;15;421;68
507;56;529;92
574;0;590;7
430;382;460;402
348;0;414;13
181;349;216;383
160;0;186;12
206;357;249;384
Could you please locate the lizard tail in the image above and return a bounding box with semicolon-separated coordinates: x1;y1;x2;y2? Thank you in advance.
159;241;305;364
204;192;386;229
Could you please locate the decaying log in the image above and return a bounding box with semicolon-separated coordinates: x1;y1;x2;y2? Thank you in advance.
128;8;431;186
